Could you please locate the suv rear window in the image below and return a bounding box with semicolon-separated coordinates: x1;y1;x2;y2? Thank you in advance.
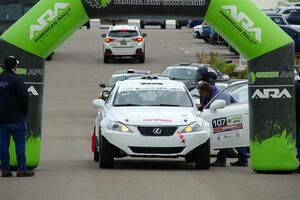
108;30;139;38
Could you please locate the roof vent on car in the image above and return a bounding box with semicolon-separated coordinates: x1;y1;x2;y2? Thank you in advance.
179;63;192;66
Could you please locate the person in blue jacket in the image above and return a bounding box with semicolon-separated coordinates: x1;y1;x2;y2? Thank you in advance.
197;82;248;167
0;56;34;177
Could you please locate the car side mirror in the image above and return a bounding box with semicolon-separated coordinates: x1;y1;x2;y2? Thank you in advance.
101;34;107;38
101;90;110;100
92;99;106;109
142;33;147;37
210;100;226;111
222;74;230;80
99;83;106;88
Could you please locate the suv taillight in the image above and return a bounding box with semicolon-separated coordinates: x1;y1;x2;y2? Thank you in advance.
133;37;143;43
104;38;112;43
202;22;209;27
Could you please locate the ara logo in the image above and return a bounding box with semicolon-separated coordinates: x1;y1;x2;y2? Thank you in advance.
29;3;70;40
27;86;39;96
251;88;292;99
222;5;262;43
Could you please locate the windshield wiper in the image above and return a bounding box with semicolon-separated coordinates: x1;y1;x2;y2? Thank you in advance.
150;104;181;107
114;104;142;107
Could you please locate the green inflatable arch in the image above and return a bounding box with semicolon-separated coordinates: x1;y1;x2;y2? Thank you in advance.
0;0;298;172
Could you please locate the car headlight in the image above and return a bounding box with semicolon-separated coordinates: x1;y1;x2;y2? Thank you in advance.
182;121;207;133
107;121;133;133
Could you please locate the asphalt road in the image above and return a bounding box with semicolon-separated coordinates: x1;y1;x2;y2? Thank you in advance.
0;29;299;200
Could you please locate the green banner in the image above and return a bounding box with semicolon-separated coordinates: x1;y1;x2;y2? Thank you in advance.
0;0;88;58
205;0;293;60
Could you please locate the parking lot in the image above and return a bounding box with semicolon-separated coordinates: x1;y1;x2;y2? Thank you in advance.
0;28;299;200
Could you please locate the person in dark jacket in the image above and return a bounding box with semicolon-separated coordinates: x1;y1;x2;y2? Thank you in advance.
197;82;220;111
197;66;218;86
0;56;34;177
295;82;300;173
197;82;248;167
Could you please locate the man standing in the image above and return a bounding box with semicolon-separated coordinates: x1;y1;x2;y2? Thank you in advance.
197;82;248;167
0;56;34;177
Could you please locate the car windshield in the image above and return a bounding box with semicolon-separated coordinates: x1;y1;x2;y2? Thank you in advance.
108;30;139;38
113;84;193;107
106;75;127;87
271;16;286;25
161;67;197;80
0;4;22;20
205;82;248;109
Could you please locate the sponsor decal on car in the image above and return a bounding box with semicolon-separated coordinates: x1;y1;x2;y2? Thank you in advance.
212;115;243;134
143;119;172;123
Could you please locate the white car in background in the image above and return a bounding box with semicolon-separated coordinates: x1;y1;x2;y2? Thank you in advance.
101;25;146;63
192;24;203;39
92;76;211;169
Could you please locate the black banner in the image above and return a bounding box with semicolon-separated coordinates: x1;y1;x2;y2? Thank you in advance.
82;0;211;19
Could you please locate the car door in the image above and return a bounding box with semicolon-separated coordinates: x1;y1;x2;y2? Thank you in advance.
201;82;250;150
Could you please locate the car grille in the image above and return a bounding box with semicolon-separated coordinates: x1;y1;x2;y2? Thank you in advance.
129;147;185;154
137;127;178;136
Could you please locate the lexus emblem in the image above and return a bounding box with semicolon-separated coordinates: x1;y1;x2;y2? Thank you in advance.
153;128;162;135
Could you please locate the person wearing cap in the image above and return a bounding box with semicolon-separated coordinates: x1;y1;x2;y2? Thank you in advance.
0;56;34;177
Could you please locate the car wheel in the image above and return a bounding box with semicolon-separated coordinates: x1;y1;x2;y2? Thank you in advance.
139;52;145;63
99;136;114;168
203;37;209;43
185;154;195;162
94;128;99;162
104;56;110;63
195;139;210;169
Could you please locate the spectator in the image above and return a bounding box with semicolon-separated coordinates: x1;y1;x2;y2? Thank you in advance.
0;56;34;177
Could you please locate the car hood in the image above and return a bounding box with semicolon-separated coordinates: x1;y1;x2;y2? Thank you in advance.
107;107;199;126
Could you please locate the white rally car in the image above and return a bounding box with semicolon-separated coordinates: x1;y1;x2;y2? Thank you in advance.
92;76;211;169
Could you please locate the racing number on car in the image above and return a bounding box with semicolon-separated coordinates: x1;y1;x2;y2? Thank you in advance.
212;118;226;128
212;115;243;134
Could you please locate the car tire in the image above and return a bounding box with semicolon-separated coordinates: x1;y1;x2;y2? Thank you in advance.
104;56;110;63
99;136;114;169
139;52;145;63
94;128;99;162
203;37;209;43
195;139;210;170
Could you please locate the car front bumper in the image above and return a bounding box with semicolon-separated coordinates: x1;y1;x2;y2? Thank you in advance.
102;126;210;157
